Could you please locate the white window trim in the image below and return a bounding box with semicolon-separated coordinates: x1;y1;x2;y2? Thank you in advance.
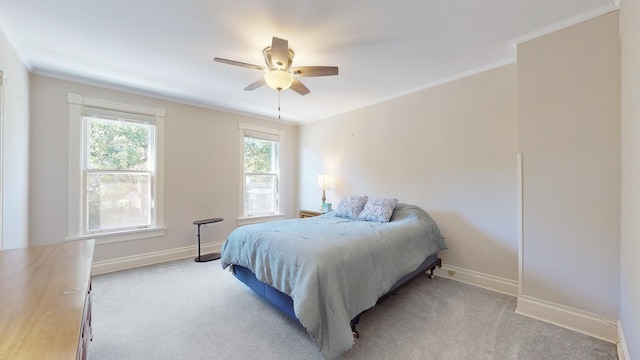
237;214;285;226
66;226;167;244
238;122;285;225
67;93;165;243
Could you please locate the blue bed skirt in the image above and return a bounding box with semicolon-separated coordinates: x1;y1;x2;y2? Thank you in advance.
232;252;441;324
234;264;299;322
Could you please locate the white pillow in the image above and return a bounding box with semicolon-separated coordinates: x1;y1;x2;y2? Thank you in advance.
357;198;398;223
335;195;368;220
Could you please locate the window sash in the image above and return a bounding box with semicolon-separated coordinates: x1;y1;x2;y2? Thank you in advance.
243;134;280;216
82;112;156;235
84;170;152;233
238;122;284;220
85;116;154;172
243;137;279;173
244;173;278;217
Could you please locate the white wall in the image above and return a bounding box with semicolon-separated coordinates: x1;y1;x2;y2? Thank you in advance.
0;29;29;249
620;0;640;357
517;12;620;319
299;12;623;329
298;64;520;281
28;75;298;262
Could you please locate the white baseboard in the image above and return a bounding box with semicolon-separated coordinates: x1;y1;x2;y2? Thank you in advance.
618;320;631;360
92;242;223;275
435;265;620;346
515;295;618;344
434;264;519;297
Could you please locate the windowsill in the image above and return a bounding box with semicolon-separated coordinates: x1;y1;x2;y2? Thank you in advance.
65;226;166;245
237;214;286;226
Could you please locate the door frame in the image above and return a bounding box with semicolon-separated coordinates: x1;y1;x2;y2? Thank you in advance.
0;70;5;250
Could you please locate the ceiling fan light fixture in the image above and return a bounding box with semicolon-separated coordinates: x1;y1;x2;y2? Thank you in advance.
264;70;293;91
214;36;337;95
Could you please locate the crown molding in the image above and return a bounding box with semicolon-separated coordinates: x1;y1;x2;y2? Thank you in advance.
512;2;621;45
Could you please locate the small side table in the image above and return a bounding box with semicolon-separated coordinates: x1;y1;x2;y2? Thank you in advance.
299;210;323;218
193;217;224;262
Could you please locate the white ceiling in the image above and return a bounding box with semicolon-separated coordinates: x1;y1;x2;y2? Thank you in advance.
0;0;617;124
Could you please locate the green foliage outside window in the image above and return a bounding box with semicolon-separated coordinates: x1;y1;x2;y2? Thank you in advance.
88;117;149;170
244;137;276;173
244;136;279;216
86;117;152;231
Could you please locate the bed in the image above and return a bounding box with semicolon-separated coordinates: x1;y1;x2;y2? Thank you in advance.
220;202;446;359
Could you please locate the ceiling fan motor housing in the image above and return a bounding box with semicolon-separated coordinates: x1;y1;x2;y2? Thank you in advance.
263;47;295;70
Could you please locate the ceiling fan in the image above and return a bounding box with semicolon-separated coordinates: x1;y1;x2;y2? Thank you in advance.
214;36;339;96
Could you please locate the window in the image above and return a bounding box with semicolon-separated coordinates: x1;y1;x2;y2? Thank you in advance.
68;94;165;242
239;123;284;223
85;116;153;232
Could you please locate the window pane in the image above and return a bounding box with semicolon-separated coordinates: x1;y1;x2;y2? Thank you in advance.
87;117;150;171
245;174;277;216
87;172;151;231
244;137;277;173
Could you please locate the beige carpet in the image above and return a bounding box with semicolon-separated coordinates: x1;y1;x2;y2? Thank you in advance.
88;259;617;360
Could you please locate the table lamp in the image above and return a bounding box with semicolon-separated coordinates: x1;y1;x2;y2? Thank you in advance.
317;173;332;211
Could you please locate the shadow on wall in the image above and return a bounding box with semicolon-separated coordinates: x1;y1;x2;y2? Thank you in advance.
426;210;518;281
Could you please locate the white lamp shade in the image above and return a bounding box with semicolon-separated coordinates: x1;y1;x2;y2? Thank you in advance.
264;70;294;90
317;173;332;190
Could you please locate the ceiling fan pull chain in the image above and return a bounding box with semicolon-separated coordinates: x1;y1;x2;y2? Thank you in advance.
278;90;281;119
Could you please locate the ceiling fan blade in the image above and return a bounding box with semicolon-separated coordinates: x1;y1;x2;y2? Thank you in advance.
214;57;266;71
290;78;310;95
291;66;339;77
244;78;265;91
270;37;289;70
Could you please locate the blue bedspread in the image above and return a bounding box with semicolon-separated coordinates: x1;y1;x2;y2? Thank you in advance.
221;203;446;359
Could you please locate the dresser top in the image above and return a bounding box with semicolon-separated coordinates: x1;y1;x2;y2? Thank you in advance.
0;239;95;359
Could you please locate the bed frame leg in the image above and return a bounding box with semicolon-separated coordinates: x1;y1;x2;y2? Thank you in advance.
351;316;360;339
427;258;443;279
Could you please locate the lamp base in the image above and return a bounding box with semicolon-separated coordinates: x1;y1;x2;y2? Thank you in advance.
194;253;221;262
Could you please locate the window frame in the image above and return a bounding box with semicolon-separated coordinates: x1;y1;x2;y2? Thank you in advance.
238;122;285;225
67;94;165;243
84;114;155;233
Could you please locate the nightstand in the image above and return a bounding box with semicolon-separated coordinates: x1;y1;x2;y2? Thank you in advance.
299;210;323;218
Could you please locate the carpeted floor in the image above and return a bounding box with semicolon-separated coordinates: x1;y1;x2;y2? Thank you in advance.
88;259;617;360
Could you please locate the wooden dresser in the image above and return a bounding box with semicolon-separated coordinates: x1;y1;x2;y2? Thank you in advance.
0;239;95;359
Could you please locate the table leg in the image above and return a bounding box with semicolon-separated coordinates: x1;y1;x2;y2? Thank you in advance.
194;223;221;262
